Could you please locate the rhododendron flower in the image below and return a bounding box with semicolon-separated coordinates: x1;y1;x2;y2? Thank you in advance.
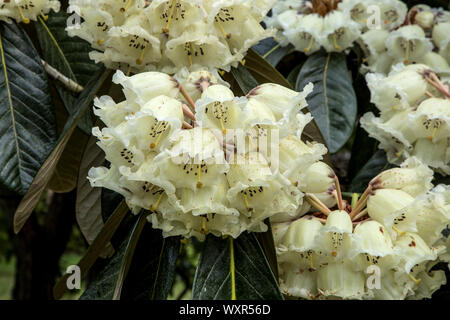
88;69;326;241
0;0;60;24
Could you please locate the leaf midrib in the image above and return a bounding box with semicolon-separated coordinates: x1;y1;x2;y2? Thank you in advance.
0;30;23;189
38;16;77;82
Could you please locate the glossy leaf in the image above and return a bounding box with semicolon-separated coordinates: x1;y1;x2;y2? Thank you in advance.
13;68;110;234
0;21;57;195
80;218;180;301
252;38;294;67
76;133;114;258
35;11;102;133
296;51;357;153
48;127;89;193
192;233;283;300
53;199;129;300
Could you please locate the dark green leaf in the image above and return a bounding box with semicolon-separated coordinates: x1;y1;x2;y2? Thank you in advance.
0;21;57;195
230;64;259;95
54;199;129;299
192;233;283;300
296;50;357;153
349;150;396;193
13;67;110;234
35;11;102;133
245;49;292;89
286;63;302;88
81;219;180;301
252;38;294;66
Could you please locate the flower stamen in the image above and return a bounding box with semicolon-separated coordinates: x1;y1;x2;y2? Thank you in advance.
120;0;133;13
18;6;30;24
408;273;422;285
162;0;177;33
136;47;147;65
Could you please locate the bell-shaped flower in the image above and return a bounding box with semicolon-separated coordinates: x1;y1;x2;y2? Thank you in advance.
432;22;450;63
93;96;131;128
416;52;449;74
320;11;361;53
226;151;300;227
352;220;396;271
154;127;228;191
409;98;450;143
123;95;184;152
316;260;367;299
245;82;314;137
208;1;275;58
195;84;246;132
360;110;416;162
366;64;431;113
313;210;356;260
100;14;162;69
367;188;417;238
92;125;145;169
415;10;435;30
411;185;450;246
0;0;60;24
145;0;207;38
411;138;450;175
361;52;395;75
112;70;180;111
358;29;390;59
165;28;236;72
378;0;408;30
337;0;372;29
385;25;433;63
394;233;441;273
277;216;324;299
284;13;323;55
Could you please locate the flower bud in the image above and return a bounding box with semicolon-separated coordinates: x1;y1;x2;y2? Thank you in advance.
416;51;449;72
174;68;224;102
112;70;179;110
415;11;435;30
379;0;408;30
432;22;450;62
370;157;433;197
246;83;298;121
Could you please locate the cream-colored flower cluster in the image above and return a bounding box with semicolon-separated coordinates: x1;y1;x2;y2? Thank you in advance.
66;0;276;74
358;3;449;75
264;0;410;55
265;0;363;54
87;68;330;240
0;0;60;23
360;63;450;175
273;158;450;300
